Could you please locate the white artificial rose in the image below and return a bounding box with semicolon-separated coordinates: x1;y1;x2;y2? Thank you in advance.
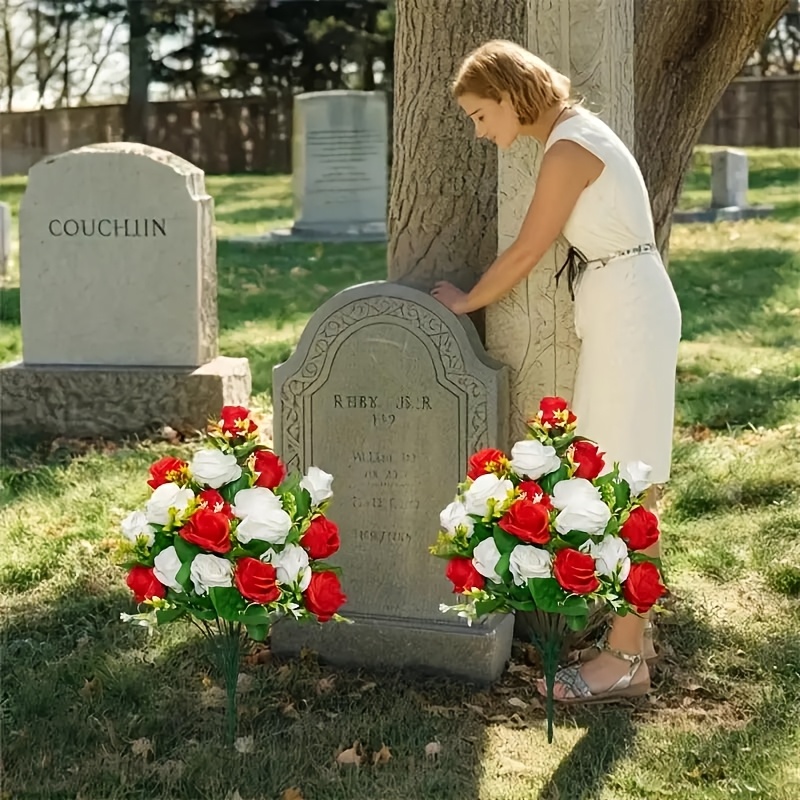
263;544;312;590
189;449;242;489
231;487;283;520
153;546;184;592
589;536;631;582
120;510;155;546
509;440;562;480
190;553;233;595
472;537;503;583
551;478;612;535
619;460;653;496
145;483;195;526
509;544;552;586
464;474;514;517
236;508;293;545
300;466;334;506
439;501;474;537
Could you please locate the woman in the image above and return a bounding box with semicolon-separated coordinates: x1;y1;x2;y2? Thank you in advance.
431;40;681;703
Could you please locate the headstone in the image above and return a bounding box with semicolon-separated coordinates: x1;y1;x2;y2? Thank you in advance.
270;282;514;684
229;92;388;245
0;202;10;277
673;147;773;224
711;148;749;209
20;143;217;367
0;143;251;439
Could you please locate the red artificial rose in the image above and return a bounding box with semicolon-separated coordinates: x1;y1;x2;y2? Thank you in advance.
499;498;551;545
304;571;347;622
620;506;661;551
467;448;506;480
179;508;232;554
445;557;486;593
301;516;340;560
219;405;257;436
517;480;553;510
553;548;600;594
147;456;187;489
570;440;606;480
539;396;577;428
198;488;231;517
234;557;280;605
253;450;287;490
126;565;167;603
623;561;666;613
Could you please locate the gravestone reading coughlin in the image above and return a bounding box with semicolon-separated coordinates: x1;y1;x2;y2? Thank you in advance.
270;282;514;683
0;143;251;438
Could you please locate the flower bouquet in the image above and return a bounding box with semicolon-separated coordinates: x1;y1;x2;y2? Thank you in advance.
431;396;665;742
118;405;346;745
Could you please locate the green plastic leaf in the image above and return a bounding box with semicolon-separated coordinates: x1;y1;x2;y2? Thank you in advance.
493;525;521;555
495;551;511;580
239;605;271;626
528;577;565;613
173;536;202;565
475;596;506;616
220;473;252;504
566;613;589;631
613;479;631;509
209;587;247;621
155;606;185;625
539;465;570;495
245;624;269;642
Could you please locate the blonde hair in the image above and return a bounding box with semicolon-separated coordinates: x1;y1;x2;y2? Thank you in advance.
452;40;572;125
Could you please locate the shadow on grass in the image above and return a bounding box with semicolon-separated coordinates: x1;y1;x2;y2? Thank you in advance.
209;174;293;230
2;589;489;800
676;370;800;429
670;247;799;346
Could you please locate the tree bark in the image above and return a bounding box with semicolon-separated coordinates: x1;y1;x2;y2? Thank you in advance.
125;0;150;142
634;0;787;255
387;0;525;293
390;0;786;283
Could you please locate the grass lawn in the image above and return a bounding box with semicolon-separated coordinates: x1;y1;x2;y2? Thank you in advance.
1;150;799;799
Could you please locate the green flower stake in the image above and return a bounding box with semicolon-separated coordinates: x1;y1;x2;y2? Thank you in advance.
119;405;347;747
432;396;666;743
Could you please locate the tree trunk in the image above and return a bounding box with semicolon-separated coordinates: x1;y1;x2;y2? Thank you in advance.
125;0;150;143
390;0;786;285
387;0;525;294
634;0;786;256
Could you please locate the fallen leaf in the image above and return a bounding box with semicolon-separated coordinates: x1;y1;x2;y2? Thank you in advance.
463;703;485;715
425;741;441;759
234;736;254;754
336;741;364;767
316;676;336;694
279;701;300;719
507;697;528;710
79;677;101;700
372;744;392;765
201;675;214;688
130;737;154;760
281;789;304;800
244;646;272;666
360;682;377;692
498;755;532;775
507;663;529;674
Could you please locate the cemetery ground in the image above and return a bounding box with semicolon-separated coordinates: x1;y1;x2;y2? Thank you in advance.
0;148;798;799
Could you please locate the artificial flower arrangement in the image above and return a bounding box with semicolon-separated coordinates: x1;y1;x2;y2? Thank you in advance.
431;396;665;741
118;405;346;744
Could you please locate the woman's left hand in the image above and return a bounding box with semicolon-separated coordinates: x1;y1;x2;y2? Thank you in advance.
431;281;469;315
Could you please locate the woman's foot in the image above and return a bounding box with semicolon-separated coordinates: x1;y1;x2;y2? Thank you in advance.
537;643;650;704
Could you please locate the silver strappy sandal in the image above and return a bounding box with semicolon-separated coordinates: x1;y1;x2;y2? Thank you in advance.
568;619;658;665
541;640;650;705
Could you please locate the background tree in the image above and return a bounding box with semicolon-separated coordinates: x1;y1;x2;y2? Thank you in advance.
388;0;788;285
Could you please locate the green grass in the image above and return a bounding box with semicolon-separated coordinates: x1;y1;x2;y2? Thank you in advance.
1;150;800;799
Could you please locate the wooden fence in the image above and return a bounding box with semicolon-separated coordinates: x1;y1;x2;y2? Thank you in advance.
1;77;797;176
